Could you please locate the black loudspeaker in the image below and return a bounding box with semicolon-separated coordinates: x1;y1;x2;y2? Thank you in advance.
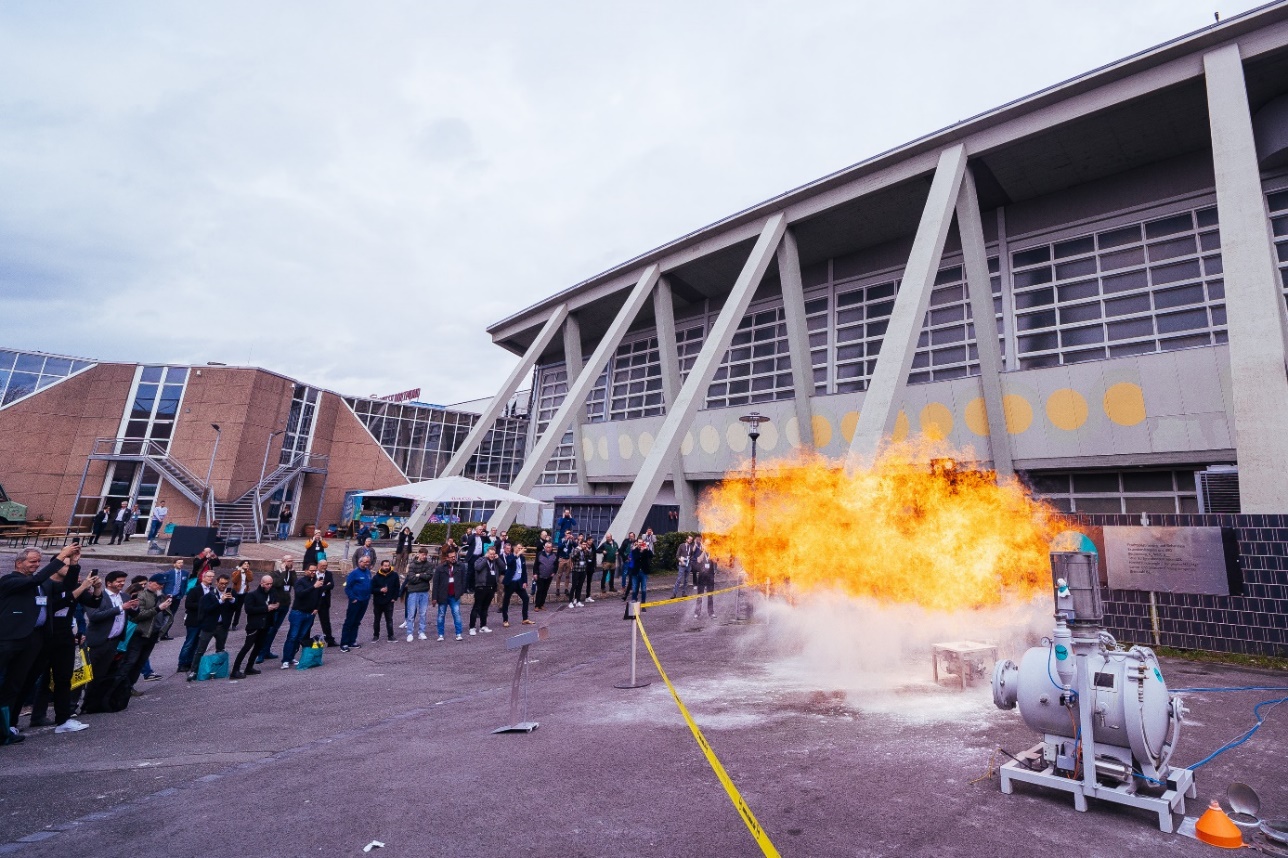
168;526;219;558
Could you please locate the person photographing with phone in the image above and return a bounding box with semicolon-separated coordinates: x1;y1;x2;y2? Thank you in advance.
80;571;140;713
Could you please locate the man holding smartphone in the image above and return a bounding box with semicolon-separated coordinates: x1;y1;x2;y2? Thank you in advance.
81;571;139;713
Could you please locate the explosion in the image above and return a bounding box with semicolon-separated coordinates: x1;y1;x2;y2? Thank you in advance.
698;441;1059;611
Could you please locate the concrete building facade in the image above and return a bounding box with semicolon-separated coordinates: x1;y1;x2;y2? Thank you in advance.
451;3;1288;538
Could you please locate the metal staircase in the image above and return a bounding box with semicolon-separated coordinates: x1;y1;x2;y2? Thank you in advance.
219;452;328;542
87;438;215;524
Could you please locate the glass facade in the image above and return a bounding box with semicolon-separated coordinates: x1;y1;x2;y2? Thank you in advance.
1025;469;1199;514
608;336;665;420
0;350;94;408
1270;187;1288;304
707;306;793;408
1009;205;1226;369
533;364;579;485
345;396;528;492
119;366;190;455
280;384;320;464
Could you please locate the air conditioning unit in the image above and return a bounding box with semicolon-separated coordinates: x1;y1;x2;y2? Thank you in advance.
1196;465;1240;514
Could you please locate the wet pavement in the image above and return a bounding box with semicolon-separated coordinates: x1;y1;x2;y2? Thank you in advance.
1;561;1285;858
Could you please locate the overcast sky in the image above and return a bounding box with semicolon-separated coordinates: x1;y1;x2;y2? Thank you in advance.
0;1;1268;405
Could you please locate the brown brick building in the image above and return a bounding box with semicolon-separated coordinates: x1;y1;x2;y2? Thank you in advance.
0;349;527;541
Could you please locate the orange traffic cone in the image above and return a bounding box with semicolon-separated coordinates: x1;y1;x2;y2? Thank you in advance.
1195;800;1243;849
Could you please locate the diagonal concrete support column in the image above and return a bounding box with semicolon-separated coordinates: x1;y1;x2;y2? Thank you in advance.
488;265;662;530
442;303;569;479
654;277;699;531
1204;44;1288;512
561;313;592;496
956;165;1013;477
776;228;816;449
847;144;967;464
604;213;787;540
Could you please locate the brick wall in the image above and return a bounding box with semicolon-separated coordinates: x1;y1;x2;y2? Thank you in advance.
1067;513;1288;658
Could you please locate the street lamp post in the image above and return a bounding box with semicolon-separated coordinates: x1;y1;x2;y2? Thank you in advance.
204;423;221;527
736;412;770;622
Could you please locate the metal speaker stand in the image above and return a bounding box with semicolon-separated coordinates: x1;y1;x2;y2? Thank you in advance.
615;601;651;689
493;626;548;734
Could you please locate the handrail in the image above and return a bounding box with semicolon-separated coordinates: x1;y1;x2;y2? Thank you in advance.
90;437;207;493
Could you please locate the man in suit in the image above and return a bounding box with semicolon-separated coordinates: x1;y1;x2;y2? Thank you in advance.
257;554;295;663
108;501;130;545
177;569;216;673
80;571;139;714
187;573;235;681
159;559;187;638
0;544;82;744
24;556;97;733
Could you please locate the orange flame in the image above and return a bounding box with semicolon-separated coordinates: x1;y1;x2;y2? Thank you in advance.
698;441;1059;611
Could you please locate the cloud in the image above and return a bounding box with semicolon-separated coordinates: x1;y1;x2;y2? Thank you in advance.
0;0;1263;404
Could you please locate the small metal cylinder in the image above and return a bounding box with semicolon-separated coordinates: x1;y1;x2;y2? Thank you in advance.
1051;552;1102;625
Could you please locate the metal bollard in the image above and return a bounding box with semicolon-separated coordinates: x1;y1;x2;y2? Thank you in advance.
615;601;651;690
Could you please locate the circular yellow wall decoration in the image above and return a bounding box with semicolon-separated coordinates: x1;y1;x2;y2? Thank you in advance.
784;416;801;448
1046;388;1089;431
811;414;833;447
582;436;596;461
638;431;654;456
726;422;749;453
597;436;609;460
919;402;953;440
1003;394;1033;435
618;434;634;459
840;411;860;442
891;410;910;442
758;420;779;451
680;431;695;456
700;425;721;454
964;397;990;436
1103;382;1146;426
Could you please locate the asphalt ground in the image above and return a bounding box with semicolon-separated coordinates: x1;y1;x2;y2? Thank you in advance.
2;554;1287;857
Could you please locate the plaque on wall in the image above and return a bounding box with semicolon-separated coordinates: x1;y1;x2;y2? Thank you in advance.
1102;526;1230;595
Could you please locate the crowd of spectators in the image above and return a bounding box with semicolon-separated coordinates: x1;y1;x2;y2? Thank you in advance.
0;509;718;748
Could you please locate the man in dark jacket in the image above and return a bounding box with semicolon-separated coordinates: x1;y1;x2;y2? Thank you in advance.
403;549;433;641
533;542;558;611
281;567;325;668
177;569;215;673
257;555;294;663
691;543;719;619
431;549;464;641
116;574;173;693
187;573;235;680
81;571;140;713
500;544;533;627
469;547;504;635
0;544;82;742
315;559;338;647
15;548;94;734
369;560;401;642
231;576;277;678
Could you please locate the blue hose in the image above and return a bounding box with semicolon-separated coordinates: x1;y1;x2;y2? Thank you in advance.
1185;696;1288;770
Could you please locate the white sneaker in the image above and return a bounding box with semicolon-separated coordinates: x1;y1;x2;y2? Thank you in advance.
469;628;476;636
586;597;595;603
398;621;407;629
437;635;444;642
481;626;492;633
418;632;427;640
281;662;291;670
407;634;414;642
455;634;463;641
55;719;89;734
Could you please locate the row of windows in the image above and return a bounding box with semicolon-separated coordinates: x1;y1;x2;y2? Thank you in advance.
533;364;579;484
0;350;94;408
280;385;320;465
346;397;527;487
1270;189;1288;308
1025;469;1200;514
1010;205;1228;369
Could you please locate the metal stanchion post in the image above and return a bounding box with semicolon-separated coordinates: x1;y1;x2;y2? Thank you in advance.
615;601;651;689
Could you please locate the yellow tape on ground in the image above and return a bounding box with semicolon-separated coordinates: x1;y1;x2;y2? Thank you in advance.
634;616;782;858
641;583;744;609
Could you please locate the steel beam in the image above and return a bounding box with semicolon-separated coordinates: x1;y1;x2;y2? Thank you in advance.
776;228;816;449
848;145;967;462
956;165;1013;476
489;265;662;530
561;313;592;496
604;213;787;540
442;304;569;478
654;277;698;531
1204;44;1288;512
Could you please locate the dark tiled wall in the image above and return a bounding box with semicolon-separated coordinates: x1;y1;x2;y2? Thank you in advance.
1067;514;1288;658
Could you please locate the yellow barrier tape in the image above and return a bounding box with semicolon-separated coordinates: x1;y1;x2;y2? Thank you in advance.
641;583;744;609
634;615;782;858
